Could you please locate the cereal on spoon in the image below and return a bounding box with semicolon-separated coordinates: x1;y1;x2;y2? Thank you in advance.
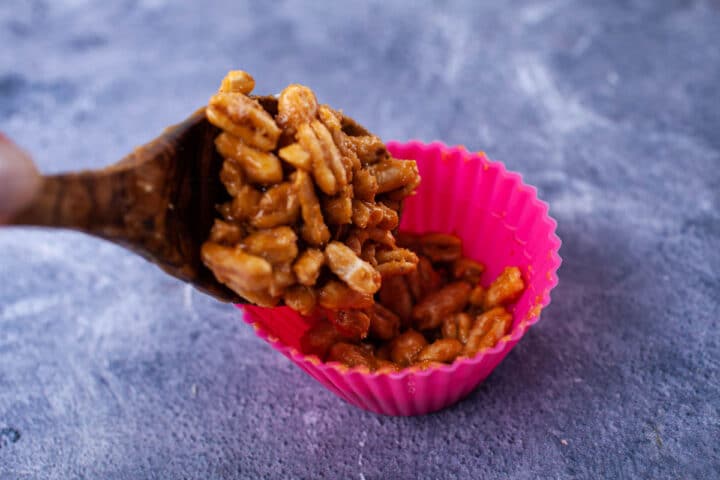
201;70;420;316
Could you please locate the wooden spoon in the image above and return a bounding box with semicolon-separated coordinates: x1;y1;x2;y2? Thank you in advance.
7;97;373;304
8;107;243;302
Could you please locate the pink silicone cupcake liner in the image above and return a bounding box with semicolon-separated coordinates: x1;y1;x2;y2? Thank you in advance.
240;141;562;416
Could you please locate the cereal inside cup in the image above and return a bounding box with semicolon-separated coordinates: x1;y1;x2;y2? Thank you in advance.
202;71;420;313
301;232;526;373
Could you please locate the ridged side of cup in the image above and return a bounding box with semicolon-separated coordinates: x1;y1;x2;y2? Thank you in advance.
240;141;562;416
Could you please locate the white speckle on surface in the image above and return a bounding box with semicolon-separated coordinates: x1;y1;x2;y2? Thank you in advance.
413;13;474;88
302;410;320;427
548;183;596;216
571;33;595;56
51;0;92;8
515;55;609;133
0;294;68;320
607;71;620;86
536;171;598;217
183;284;199;322
358;430;368;479
519;0;567;25
698;195;715;212
137;0;168;9
434;15;470;85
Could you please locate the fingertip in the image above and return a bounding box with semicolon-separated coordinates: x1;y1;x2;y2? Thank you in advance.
0;137;41;223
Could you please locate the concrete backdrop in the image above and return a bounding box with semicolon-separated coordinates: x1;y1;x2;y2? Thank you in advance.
1;1;718;478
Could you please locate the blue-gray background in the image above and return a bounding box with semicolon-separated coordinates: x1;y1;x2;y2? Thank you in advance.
1;1;718;478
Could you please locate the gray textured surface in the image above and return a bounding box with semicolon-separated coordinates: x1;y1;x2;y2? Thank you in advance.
1;1;719;478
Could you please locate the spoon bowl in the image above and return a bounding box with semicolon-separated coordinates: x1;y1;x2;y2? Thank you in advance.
8;97;374;303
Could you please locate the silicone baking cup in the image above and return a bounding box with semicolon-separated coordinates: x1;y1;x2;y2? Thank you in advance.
240;141;562;416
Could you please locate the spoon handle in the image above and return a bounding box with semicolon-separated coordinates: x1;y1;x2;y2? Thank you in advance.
9;168;132;235
6;109;241;303
8;110;195;243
